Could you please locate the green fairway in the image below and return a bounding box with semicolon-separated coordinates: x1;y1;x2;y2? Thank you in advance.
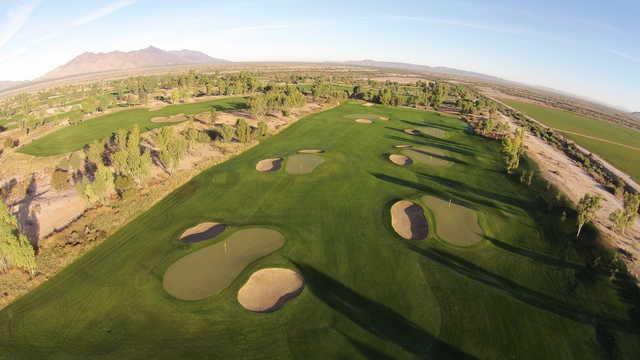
503;99;640;181
18;97;246;157
0;102;638;358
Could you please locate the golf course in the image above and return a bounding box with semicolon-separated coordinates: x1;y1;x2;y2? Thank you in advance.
0;102;638;358
18;97;246;157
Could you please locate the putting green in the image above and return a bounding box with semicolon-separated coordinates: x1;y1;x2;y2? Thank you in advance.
402;148;451;167
285;154;325;174
421;195;483;246
163;228;285;300
419;127;447;138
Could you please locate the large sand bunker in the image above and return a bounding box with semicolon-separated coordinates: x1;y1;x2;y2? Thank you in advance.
404;128;421;135
389;154;412;166
180;222;226;243
151;113;188;123
286;154;325;175
237;268;304;312
421;195;483;246
390;200;428;240
402;148;451;167
297;149;324;154
256;158;282;172
163;228;285;300
354;119;373;124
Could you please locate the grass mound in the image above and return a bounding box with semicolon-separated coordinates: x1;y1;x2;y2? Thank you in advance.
237;268;304;312
163;228;284;301
421;195;483;246
285;154;325;174
180;222;226;243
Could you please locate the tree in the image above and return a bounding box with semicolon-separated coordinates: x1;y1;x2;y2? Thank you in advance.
209;106;218;124
69;151;85;172
86;140;105;166
248;95;268;120
502;128;525;173
0;199;36;274
112;125;152;185
257;121;268;138
576;194;602;238
81;96;98;114
610;193;640;234
236;118;250;143
156;126;188;174
221;124;234;142
429;81;448;109
50;169;70;191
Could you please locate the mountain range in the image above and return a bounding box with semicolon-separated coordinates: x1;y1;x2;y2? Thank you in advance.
39;46;229;80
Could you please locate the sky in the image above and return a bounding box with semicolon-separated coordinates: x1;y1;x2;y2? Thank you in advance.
0;0;638;111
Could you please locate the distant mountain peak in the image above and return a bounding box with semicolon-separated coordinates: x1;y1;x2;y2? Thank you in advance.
40;46;230;80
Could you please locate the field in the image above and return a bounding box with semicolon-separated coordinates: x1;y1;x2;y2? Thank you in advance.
18;97;246;157
0;102;638;358
503;99;640;181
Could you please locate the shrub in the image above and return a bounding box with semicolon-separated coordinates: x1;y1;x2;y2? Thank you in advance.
114;175;135;199
50;169;70;191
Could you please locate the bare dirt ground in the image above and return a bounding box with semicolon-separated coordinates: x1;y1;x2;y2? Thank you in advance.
499;112;640;279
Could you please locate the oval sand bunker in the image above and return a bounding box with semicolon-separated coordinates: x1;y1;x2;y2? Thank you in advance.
237;268;304;312
391;200;428;240
404;128;421;135
354;119;373;124
394;144;412;149
286;154;325;175
389;154;412;166
180;222;226;243
256;158;282;172
163;228;285;301
297;149;324;154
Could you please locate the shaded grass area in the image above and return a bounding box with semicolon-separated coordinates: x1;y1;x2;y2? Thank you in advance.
0;101;638;358
18;97;246;156
503;99;640;181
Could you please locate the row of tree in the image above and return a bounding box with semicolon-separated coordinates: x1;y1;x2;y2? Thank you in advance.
0;200;36;274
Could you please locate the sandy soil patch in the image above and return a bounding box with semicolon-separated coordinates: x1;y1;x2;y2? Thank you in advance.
404;128;421;135
297;149;324;154
180;222;226;243
389;154;412;166
256;158;282;172
286;154;325;175
150;113;187;123
421;195;483;246
237;268;304;312
390;200;428;240
163;228;285;300
355;119;373;124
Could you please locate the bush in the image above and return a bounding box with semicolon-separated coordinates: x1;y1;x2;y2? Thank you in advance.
51;169;70;191
114;175;135;199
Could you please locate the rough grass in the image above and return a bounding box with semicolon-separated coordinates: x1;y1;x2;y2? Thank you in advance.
0;102;638;358
503;99;640;181
18;97;246;157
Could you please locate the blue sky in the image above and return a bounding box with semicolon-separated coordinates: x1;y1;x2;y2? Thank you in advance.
0;0;638;111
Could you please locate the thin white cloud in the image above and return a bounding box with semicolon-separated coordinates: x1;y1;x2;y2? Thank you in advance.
72;0;136;26
0;0;40;49
607;49;639;64
384;15;518;34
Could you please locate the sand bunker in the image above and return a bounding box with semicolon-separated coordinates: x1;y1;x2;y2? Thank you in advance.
286;154;325;175
237;268;304;312
355;119;373;124
151;113;187;123
379;116;389;121
402;148;451;167
389;154;412;166
297;149;324;154
404;128;421;135
420;127;447;138
256;158;282;172
421;195;483;246
163;228;285;301
180;222;226;243
362;103;374;107
390;200;428;240
394;144;412;149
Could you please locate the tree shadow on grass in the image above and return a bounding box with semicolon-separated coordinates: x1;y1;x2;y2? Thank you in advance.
407;245;639;334
385;132;474;157
407;148;469;166
292;261;473;358
400;119;460;132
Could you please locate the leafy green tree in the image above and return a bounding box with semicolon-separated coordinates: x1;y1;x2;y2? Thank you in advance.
248;95;268;120
50;169;70;191
69;151;85;172
429;81;448;109
156;126;188;174
209;107;218;124
236;118;250;143
0;199;36;274
81;96;98;114
221;124;234;142
257;121;267;138
502;128;525;173
577;194;602;238
86;140;105;166
610;193;640;234
112;125;152;185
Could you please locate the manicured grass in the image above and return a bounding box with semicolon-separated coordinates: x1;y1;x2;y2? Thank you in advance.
0;102;637;358
503;99;640;181
18;97;246;157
